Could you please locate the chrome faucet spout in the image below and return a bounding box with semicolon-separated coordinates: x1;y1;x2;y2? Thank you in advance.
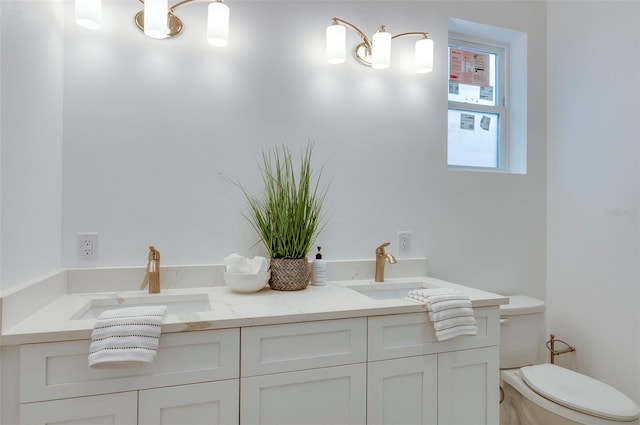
140;246;161;294
375;242;397;282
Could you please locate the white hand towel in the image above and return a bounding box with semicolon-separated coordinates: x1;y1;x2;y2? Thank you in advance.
224;253;251;273
407;288;477;341
88;305;167;368
224;253;269;273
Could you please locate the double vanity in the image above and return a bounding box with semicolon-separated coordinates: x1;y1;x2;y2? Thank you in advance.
0;259;507;425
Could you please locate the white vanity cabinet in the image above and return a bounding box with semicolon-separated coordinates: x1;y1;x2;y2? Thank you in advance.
11;306;501;425
367;308;500;425
239;318;368;425
18;329;240;425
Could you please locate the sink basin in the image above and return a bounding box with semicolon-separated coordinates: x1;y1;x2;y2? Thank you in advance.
70;293;212;320
340;280;436;300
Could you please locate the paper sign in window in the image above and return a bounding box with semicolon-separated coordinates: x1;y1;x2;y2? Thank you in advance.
450;48;490;87
479;86;494;101
460;113;475;130
480;115;491;131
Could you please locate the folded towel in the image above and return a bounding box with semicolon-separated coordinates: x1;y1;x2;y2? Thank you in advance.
407;288;477;341
88;305;167;368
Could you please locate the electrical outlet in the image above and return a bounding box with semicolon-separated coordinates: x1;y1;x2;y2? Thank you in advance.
78;232;98;260
398;231;411;253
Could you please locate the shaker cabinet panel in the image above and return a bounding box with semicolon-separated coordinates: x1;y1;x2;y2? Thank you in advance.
240;363;367;425
367;355;438;425
19;391;137;425
139;380;239;425
20;329;240;403
241;318;367;377
368;308;499;361
438;346;500;425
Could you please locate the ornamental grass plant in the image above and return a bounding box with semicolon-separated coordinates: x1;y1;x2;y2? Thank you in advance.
236;142;328;260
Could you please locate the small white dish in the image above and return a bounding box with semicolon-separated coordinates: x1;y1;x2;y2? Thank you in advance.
224;271;270;293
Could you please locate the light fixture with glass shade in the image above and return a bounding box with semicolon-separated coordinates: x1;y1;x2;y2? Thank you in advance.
326;24;346;64
75;0;230;46
326;17;434;73
143;0;170;39
207;0;229;46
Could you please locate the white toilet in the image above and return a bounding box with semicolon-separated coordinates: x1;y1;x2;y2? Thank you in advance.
500;295;640;425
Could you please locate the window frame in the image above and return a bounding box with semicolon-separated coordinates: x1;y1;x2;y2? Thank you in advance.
447;35;509;172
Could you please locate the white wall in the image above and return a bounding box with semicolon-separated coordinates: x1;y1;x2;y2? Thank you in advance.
547;1;640;403
0;0;64;292
58;0;547;298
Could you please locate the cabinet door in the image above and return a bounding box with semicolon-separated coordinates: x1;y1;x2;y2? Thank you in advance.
139;380;239;425
241;363;366;425
20;329;239;403
367;355;438;425
19;391;137;425
438;346;499;425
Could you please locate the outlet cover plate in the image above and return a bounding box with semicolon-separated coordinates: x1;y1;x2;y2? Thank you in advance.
78;232;98;260
398;231;411;253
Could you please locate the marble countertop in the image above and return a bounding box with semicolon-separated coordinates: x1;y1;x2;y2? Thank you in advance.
1;274;507;346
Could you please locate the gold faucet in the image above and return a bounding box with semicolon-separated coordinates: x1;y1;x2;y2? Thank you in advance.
375;242;397;282
140;246;161;294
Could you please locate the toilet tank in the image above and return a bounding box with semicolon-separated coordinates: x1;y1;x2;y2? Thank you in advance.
500;295;545;369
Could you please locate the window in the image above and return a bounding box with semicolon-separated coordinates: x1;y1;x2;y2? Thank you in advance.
448;38;507;170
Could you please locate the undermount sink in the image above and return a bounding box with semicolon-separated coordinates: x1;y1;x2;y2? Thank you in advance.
70;293;212;320
340;280;437;300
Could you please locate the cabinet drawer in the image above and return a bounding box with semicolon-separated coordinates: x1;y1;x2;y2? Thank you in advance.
241;318;367;377
20;391;138;425
20;328;239;403
368;307;499;361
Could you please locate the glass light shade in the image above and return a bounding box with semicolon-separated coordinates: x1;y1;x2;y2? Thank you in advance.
326;24;346;64
75;0;101;30
144;0;169;39
207;1;229;47
415;38;434;73
372;30;391;69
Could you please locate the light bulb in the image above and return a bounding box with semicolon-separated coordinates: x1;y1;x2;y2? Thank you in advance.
326;23;346;64
415;37;434;73
207;1;229;47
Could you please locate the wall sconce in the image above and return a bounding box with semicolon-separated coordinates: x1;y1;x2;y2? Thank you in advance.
326;17;434;73
74;0;230;46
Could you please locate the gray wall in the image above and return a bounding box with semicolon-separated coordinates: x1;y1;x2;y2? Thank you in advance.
59;1;547;299
547;0;640;403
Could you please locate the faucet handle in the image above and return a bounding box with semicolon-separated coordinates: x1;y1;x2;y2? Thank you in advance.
148;246;160;260
140;246;161;290
376;242;391;254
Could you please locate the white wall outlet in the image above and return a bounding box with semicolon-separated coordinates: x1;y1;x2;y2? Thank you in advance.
78;232;98;260
398;231;411;253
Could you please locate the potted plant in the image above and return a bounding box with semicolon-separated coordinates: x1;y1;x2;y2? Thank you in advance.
235;142;328;291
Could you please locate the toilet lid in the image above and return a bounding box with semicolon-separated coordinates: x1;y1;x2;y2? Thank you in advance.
520;364;640;421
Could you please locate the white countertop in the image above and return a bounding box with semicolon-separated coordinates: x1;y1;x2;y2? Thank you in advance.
1;275;507;346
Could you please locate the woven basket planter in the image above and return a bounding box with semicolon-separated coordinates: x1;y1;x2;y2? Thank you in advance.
269;258;310;291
